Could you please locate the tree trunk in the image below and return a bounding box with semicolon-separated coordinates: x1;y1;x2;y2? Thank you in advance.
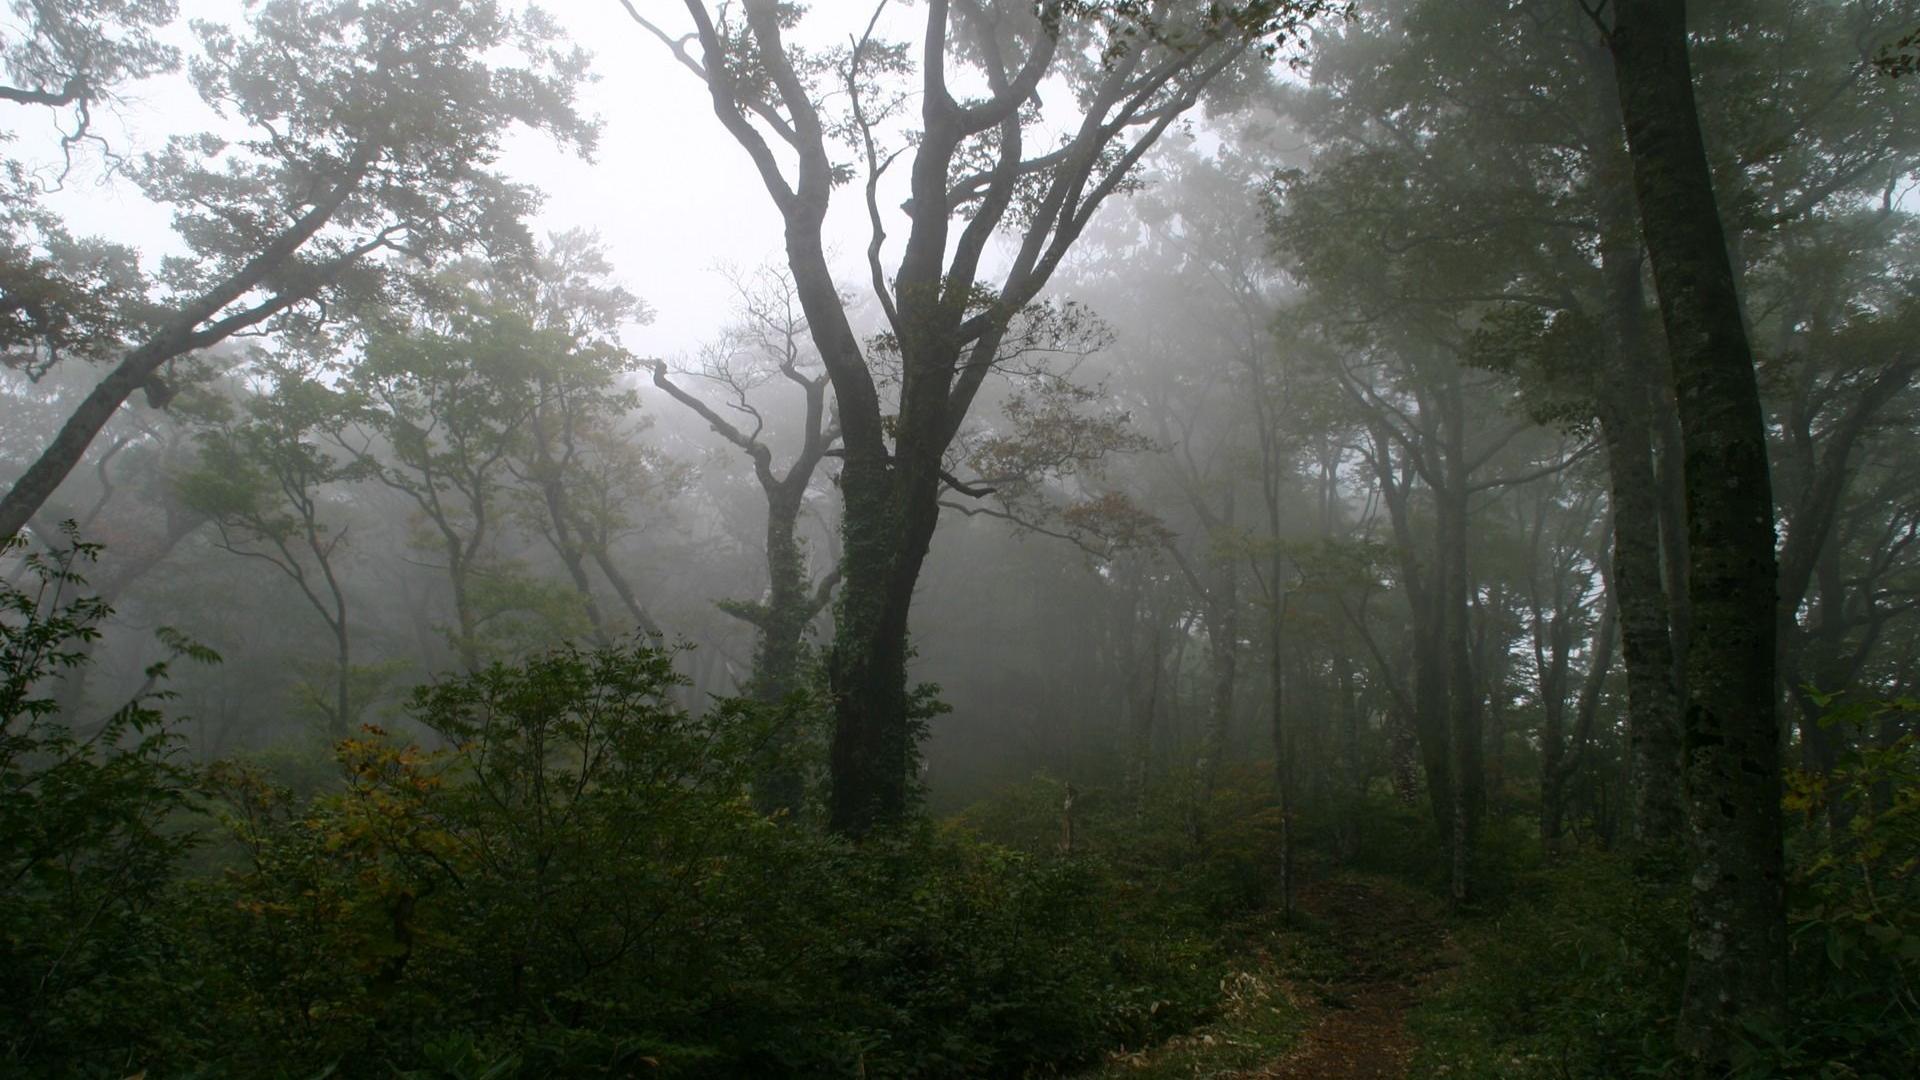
825;453;931;837
330;618;353;740
1538;600;1574;851
1127;586;1163;811
1190;559;1240;843
1269;565;1293;919
1;339;177;542
1609;0;1787;1062
750;490;814;817
581;541;663;638
310;520;354;741
0;149;376;541
536;480;612;648
1655;388;1692;690
447;542;481;675
1440;378;1481;904
1586;50;1687;847
1333;649;1362;861
1598;386;1686;846
1546;595;1618;852
1373;429;1456;844
1481;597;1510;804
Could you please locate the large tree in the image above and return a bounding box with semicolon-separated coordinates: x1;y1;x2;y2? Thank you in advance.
627;0;1342;836
1604;0;1786;1063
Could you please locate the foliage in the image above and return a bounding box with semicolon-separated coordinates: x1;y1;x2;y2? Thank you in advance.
0;527;206;1074
0;189;152;376
1775;694;1920;1074
0;0;178;374
4;631;1238;1077
1407;697;1920;1080
1407;850;1688;1079
1876;24;1920;78
0;1;179;135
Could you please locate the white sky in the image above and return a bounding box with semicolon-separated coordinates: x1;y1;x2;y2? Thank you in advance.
12;0;919;357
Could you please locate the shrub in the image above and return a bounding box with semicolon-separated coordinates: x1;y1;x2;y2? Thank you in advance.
1772;695;1920;1074
0;529;206;1075
183;643;1224;1077
1407;851;1687;1079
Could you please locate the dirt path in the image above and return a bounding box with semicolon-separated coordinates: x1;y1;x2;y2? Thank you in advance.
1241;878;1451;1080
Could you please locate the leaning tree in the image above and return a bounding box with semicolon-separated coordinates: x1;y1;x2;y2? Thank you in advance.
0;0;595;543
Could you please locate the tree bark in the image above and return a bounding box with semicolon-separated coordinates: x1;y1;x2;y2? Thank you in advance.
1609;0;1787;1062
528;402;613;648
1536;581;1575;850
581;540;663;638
826;454;933;835
749;490;816;817
1602;398;1688;847
1579;31;1687;847
650;352;836;817
1268;560;1293;918
1545;592;1618;851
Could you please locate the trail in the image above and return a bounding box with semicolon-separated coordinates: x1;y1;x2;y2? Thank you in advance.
1243;878;1452;1080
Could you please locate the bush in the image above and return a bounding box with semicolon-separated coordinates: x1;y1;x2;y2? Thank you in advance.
1407;851;1688;1079
167;643;1229;1077
1406;702;1920;1080
1772;695;1920;1075
0;530;206;1075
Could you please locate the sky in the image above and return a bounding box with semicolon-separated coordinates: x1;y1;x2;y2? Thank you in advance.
11;0;915;357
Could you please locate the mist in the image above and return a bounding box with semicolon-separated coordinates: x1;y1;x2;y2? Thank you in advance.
3;1;1917;1077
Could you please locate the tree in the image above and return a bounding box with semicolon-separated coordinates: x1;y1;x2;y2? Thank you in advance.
652;264;839;817
501;231;669;645
1518;476;1615;849
628;0;1343;837
0;0;595;542
1068;135;1280;853
337;283;553;673
1604;0;1787;1062
179;348;363;737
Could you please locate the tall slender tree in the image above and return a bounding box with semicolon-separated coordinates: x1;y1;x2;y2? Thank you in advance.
180;349;361;736
1604;0;1787;1063
652;265;840;817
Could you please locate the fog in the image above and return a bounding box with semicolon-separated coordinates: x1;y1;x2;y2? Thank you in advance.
3;1;1917;1076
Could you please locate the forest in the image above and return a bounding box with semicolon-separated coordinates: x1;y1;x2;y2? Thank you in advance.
2;0;1917;1077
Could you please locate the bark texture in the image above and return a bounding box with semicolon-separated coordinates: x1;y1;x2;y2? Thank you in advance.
1609;0;1787;1062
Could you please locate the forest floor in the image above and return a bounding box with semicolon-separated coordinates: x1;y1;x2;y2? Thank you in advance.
1242;877;1455;1079
1086;874;1455;1080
